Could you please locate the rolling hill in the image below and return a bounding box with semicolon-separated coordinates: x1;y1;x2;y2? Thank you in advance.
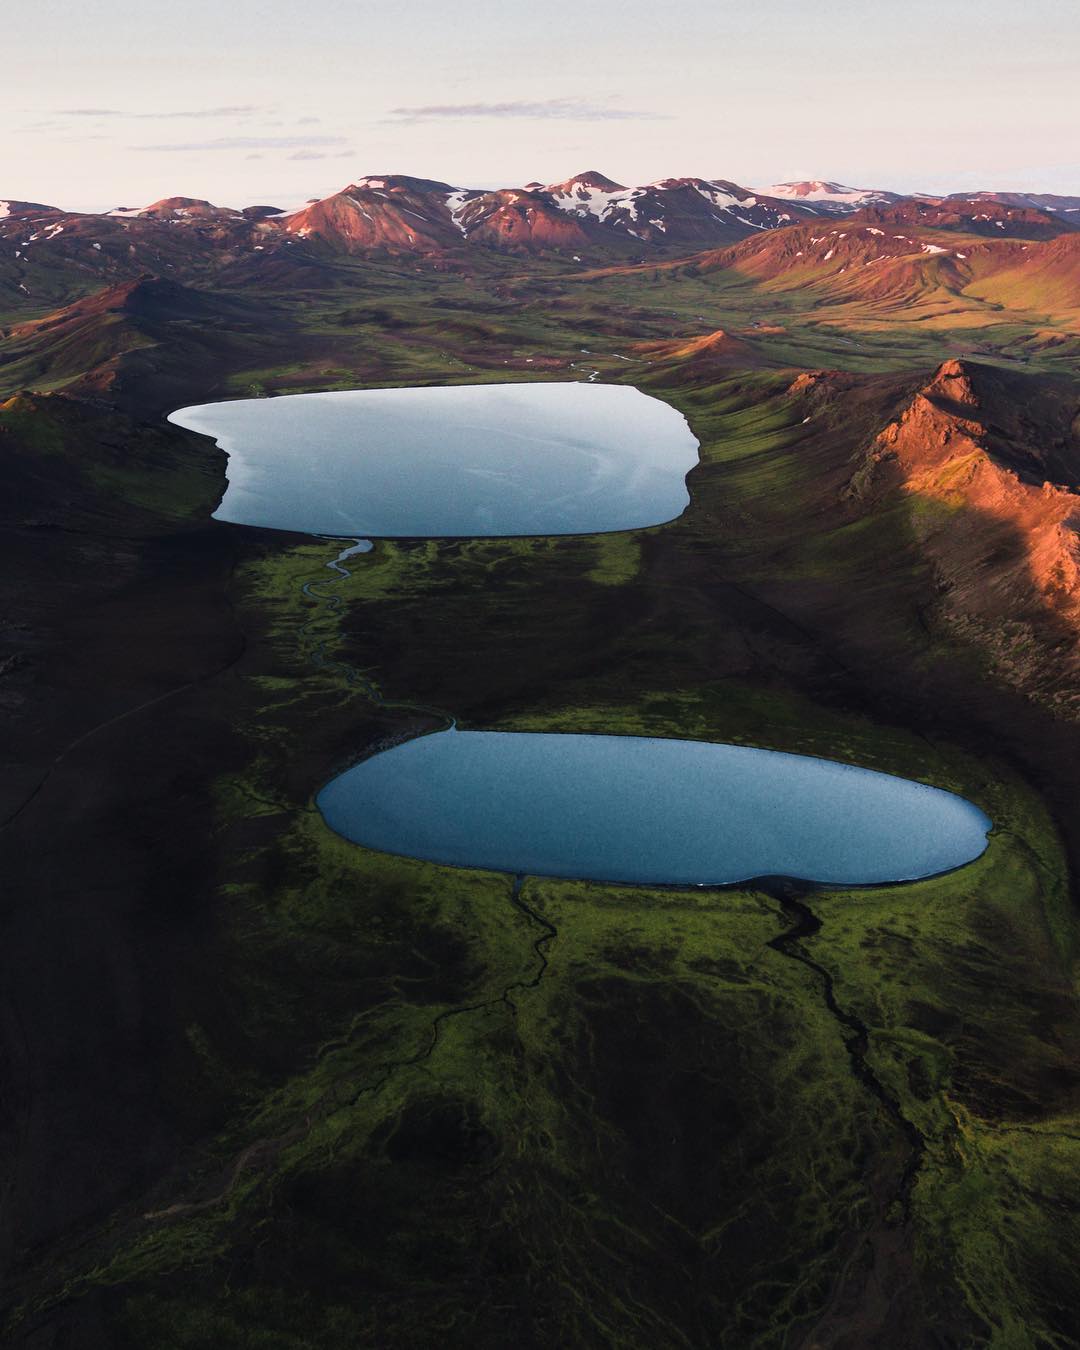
638;209;1080;324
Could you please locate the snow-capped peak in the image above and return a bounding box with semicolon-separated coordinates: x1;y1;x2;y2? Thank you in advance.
757;180;898;211
546;170;626;195
646;177;746;209
762;181;868;201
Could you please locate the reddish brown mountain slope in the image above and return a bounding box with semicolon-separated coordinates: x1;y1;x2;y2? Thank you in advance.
946;189;1080;217
545;170;627;200
258;171;823;256
538;172;819;245
632;327;756;369
109;197;245;221
856;197;1079;240
280;176;469;253
663;215;1080;318
2;278;262;409
9;276;234;336
843;360;1080;712
963;233;1080;315
455;189;596;251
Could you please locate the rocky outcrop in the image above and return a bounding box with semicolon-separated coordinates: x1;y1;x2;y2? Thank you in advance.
634;327;755;368
857;360;1080;713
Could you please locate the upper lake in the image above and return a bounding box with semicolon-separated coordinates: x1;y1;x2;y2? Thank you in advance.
167;382;699;537
316;729;992;887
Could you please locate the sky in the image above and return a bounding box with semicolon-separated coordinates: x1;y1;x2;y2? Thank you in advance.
5;0;1079;212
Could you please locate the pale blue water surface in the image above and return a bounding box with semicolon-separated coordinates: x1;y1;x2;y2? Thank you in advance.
168;382;699;537
316;730;992;886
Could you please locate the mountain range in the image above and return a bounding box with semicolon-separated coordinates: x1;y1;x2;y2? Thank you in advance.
3;172;1080;300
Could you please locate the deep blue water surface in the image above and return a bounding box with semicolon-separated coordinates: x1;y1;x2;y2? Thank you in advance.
317;729;992;886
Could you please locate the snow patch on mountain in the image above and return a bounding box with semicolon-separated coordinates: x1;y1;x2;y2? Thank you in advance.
762;180;880;202
443;188;474;233
547;180;644;221
758;181;899;214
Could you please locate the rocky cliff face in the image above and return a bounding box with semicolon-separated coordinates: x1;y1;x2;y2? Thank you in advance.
855;360;1080;713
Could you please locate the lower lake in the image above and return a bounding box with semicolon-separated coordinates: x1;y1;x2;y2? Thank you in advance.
168;382;699;537
316;729;992;886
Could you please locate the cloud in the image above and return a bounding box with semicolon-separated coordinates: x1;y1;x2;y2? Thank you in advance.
58;105;265;120
384;98;667;124
133;135;350;152
288;147;352;162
